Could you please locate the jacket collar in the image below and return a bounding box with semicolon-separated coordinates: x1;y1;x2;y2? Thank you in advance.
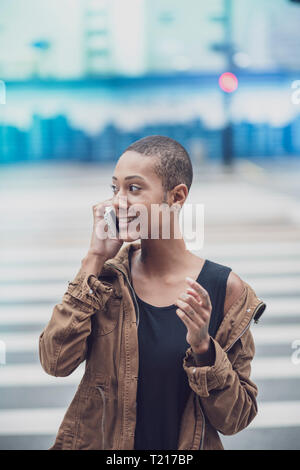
103;240;141;281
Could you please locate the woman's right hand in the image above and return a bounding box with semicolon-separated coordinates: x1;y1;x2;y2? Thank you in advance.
88;198;124;261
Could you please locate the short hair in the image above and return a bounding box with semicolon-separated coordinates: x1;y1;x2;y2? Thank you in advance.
123;135;193;196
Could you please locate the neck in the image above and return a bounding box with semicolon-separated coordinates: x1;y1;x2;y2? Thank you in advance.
130;208;194;278
138;237;191;277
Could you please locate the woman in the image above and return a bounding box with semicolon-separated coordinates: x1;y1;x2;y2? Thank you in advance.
39;135;266;450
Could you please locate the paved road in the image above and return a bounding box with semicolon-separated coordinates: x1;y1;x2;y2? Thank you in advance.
0;162;300;450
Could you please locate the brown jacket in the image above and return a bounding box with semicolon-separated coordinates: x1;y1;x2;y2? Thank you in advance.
39;240;266;450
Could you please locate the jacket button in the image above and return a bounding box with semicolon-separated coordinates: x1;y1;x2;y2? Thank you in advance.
192;367;196;375
89;289;93;294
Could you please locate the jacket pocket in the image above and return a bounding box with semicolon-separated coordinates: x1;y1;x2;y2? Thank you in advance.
75;373;111;450
93;294;122;336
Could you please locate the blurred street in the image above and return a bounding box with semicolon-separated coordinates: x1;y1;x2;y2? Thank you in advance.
0;161;300;450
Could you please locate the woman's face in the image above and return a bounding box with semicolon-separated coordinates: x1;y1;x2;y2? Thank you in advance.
111;150;184;242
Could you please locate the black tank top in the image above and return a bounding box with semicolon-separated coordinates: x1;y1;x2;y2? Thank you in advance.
132;258;232;450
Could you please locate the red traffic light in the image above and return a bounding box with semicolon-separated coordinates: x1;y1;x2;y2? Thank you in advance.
218;72;238;93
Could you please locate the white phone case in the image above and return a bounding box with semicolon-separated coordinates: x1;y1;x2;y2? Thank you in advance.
104;206;119;234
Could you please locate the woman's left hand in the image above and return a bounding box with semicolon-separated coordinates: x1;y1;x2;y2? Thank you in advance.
175;276;212;354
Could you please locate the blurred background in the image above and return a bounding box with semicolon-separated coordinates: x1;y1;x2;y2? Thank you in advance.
0;0;300;450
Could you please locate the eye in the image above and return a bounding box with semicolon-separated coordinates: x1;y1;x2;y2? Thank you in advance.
129;184;141;192
110;183;141;193
110;184;118;193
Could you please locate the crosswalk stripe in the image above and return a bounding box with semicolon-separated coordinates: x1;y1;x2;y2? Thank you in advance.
0;306;55;325
0;267;78;282
0;408;66;435
0;285;66;303
0;356;299;387
0;297;299;326
247;401;300;429
0;276;299;303
0;259;299;282
259;298;300;318
225;260;300;276
1;242;300;264
0;400;299;435
0;249;85;264
1;325;300;353
241;277;300;295
0;363;84;386
203;243;300;258
251;357;300;379
252;325;300;345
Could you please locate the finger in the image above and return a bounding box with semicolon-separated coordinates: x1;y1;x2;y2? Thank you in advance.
175;307;198;331
185;277;212;310
179;292;203;315
184;294;210;324
94;203;106;218
186;287;201;303
95;217;119;240
96;201;115;218
185;287;207;312
93;199;113;213
175;299;205;328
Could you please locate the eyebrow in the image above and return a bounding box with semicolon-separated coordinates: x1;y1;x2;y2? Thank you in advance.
112;175;146;182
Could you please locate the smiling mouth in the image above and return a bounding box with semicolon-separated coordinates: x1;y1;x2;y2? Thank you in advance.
117;216;138;223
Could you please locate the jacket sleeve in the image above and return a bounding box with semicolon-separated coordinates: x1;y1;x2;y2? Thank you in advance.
182;324;259;436
38;267;113;377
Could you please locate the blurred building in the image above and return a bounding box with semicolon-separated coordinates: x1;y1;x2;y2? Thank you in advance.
1;0;300;165
2;0;300;80
144;0;225;73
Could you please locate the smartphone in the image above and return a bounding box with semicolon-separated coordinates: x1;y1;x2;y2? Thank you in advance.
104;206;119;235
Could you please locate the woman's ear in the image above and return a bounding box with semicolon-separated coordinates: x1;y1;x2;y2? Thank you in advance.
172;184;188;206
